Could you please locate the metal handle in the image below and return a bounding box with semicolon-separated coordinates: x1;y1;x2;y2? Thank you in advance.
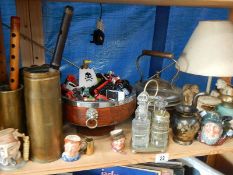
86;118;98;129
144;79;160;111
192;92;207;109
136;50;180;88
86;108;98;129
142;50;173;59
143;79;159;97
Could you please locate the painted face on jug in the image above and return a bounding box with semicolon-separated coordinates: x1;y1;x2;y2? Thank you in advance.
201;122;223;145
0;141;21;166
112;137;126;152
0;147;6;159
64;141;81;157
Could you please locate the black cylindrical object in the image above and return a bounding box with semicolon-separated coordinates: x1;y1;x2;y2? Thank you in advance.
50;6;73;70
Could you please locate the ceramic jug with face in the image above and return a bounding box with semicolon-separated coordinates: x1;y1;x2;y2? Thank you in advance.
199;111;223;145
0;128;25;169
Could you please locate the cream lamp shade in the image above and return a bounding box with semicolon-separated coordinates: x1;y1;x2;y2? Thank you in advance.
176;20;233;77
176;21;233;93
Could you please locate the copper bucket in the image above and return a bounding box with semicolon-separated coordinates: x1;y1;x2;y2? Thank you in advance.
0;84;25;132
24;69;63;162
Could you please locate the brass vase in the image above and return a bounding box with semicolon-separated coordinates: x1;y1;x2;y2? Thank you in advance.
0;85;25;133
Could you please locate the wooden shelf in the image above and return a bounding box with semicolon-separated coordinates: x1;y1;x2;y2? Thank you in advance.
2;1;232;175
6;120;233;175
50;0;233;8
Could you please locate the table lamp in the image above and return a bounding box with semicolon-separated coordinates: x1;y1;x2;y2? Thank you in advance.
176;20;233;93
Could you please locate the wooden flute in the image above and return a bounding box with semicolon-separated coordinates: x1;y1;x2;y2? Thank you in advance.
9;16;20;90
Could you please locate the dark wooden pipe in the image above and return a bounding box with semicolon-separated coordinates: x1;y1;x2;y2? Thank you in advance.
50;6;73;70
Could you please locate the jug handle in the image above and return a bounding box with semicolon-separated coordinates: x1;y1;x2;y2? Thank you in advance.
12;130;30;161
23;136;30;161
12;129;24;139
136;50;180;89
192;92;208;109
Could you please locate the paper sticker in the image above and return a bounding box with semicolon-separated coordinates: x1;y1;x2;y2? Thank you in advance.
79;68;97;88
155;153;169;163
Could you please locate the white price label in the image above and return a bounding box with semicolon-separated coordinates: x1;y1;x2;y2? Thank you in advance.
155;153;169;163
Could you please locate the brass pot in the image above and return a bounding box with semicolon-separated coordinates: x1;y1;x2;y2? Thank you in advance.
0;85;25;132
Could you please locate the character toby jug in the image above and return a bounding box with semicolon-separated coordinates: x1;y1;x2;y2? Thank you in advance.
199;112;223;146
0;128;29;170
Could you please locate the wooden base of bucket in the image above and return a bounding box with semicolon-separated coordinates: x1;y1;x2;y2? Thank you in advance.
76;125;115;136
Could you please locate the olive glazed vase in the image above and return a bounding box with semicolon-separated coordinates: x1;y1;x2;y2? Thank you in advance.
171;104;200;145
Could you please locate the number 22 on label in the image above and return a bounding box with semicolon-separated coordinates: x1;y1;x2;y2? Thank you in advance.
155;153;169;163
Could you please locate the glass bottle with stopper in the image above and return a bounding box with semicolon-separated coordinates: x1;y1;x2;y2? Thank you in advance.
150;96;170;152
132;90;151;149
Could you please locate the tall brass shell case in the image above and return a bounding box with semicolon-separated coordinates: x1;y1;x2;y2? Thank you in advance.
0;85;25;132
24;70;63;163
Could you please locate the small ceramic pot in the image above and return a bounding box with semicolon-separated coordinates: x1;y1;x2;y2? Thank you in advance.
196;95;221;112
216;95;233;117
85;138;94;155
171;104;200;145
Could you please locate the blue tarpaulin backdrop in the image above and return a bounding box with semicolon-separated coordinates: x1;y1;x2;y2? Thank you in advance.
162;7;228;90
42;1;156;84
0;1;229;90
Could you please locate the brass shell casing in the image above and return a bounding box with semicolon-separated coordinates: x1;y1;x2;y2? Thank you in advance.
24;70;63;163
0;84;25;132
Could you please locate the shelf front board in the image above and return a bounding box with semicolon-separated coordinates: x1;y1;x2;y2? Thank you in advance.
3;120;233;175
50;0;233;8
